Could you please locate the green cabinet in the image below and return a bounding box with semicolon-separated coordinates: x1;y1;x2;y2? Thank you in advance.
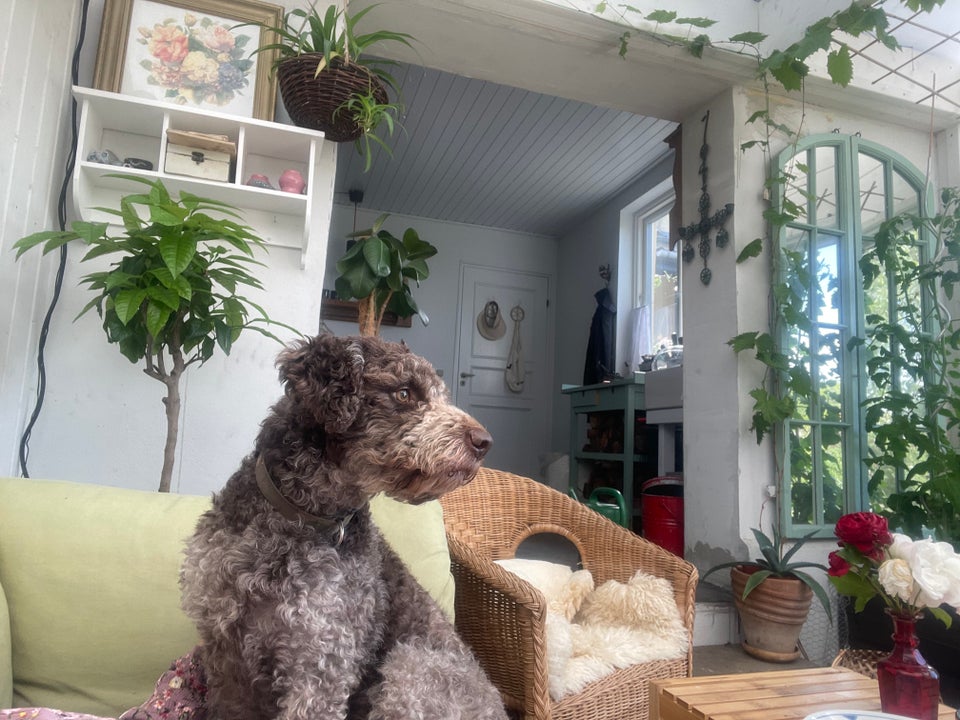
562;375;657;530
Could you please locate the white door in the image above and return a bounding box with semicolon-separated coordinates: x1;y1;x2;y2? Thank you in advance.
454;264;552;480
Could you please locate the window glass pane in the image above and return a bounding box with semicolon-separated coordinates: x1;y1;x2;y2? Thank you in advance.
892;169;920;217
789;326;811;422
784;149;810;224
818;328;844;423
861;239;889;326
782;227;811;317
898;244;923;336
821;424;845;524
782;227;812;420
651;210;678;351
815;146;839;228
859;153;886;234
815;234;840;325
789;423;814;524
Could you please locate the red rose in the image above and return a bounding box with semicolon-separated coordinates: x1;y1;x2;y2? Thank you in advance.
828;551;851;577
834;512;892;561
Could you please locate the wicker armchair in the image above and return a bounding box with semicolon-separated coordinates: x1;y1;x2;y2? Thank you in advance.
440;467;698;720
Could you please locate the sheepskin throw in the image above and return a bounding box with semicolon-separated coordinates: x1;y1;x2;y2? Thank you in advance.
495;559;688;699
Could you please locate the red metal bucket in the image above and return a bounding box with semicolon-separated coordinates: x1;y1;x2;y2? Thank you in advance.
641;475;683;557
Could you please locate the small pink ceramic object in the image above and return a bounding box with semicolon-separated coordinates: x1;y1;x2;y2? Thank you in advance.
279;169;305;194
246;173;273;189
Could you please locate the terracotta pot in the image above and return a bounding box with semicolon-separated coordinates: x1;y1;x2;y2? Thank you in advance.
730;564;813;662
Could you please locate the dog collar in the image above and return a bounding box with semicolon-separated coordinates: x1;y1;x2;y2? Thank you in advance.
255;455;354;546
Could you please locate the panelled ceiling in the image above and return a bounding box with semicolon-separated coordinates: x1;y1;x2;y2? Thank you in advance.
335;62;677;237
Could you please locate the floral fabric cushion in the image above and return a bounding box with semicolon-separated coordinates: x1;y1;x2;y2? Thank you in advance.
0;650;207;720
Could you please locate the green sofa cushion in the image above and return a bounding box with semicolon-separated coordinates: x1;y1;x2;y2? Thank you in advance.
0;478;209;716
0;569;11;708
0;476;454;717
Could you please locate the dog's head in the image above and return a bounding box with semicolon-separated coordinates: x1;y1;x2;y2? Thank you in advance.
277;334;492;503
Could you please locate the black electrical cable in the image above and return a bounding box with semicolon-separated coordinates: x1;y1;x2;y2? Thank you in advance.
18;0;92;477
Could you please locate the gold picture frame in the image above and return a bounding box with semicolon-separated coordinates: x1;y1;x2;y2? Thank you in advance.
93;0;283;121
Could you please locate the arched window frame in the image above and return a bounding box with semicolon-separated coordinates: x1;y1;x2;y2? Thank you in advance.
772;133;934;537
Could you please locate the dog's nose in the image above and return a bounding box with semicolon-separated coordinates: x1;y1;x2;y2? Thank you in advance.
467;427;493;458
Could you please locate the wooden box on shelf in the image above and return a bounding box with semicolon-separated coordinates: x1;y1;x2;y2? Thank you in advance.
320;298;412;328
164;129;235;182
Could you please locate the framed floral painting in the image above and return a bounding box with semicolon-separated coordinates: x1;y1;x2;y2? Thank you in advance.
93;0;283;121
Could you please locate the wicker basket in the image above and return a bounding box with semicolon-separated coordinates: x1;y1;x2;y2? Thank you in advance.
277;55;389;142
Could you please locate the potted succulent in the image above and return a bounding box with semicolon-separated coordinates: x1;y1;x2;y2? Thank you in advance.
334;214;436;337
703;526;832;662
13;176;292;493
249;3;412;168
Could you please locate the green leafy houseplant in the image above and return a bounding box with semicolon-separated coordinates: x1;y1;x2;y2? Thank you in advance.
249;2;413;165
14;176;292;493
334;214;437;337
854;188;960;550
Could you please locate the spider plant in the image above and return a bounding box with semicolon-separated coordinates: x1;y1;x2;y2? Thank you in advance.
335;90;403;171
249;2;413;89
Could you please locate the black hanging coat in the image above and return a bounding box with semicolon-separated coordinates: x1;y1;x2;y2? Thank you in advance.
583;288;616;385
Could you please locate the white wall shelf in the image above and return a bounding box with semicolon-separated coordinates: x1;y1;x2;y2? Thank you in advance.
71;86;330;267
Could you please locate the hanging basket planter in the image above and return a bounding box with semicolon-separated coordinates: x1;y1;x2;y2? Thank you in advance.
277;55;389;142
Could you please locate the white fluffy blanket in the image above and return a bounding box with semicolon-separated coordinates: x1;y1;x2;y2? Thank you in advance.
496;558;688;700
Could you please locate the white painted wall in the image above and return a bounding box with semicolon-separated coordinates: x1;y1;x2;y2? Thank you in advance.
1;1;338;494
1;0;81;478
552;154;673;448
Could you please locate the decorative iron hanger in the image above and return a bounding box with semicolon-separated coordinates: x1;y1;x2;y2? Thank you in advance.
678;111;734;286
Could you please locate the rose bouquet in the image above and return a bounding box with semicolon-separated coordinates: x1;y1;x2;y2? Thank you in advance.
828;511;960;626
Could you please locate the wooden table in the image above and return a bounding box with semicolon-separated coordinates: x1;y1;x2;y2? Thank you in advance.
651;667;957;720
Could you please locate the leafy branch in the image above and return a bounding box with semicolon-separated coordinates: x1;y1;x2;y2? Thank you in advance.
14;176;299;491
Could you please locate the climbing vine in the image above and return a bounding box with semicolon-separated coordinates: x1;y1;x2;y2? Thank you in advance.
590;0;946;442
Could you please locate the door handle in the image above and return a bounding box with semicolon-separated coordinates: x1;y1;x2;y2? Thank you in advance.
460;372;475;379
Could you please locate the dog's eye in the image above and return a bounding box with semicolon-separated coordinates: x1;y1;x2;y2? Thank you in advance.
395;388;412;403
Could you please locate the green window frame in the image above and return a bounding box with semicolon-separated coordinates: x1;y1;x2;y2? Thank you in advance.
774;134;932;537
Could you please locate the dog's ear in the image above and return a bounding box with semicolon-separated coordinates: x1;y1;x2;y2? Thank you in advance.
276;335;365;433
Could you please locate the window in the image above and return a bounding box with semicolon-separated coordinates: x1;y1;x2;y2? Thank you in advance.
631;195;680;359
776;134;930;535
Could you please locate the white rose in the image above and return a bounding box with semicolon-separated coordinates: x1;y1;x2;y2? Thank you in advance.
878;558;917;604
888;533;915;561
909;537;960;609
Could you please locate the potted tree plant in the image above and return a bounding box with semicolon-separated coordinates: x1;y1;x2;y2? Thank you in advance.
14;176;293;493
250;3;413;169
334;213;437;337
703;526;832;662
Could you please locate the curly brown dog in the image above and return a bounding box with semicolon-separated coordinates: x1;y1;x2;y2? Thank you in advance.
180;334;507;720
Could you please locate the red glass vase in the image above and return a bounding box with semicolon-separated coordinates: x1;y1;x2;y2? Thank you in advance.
877;610;940;720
